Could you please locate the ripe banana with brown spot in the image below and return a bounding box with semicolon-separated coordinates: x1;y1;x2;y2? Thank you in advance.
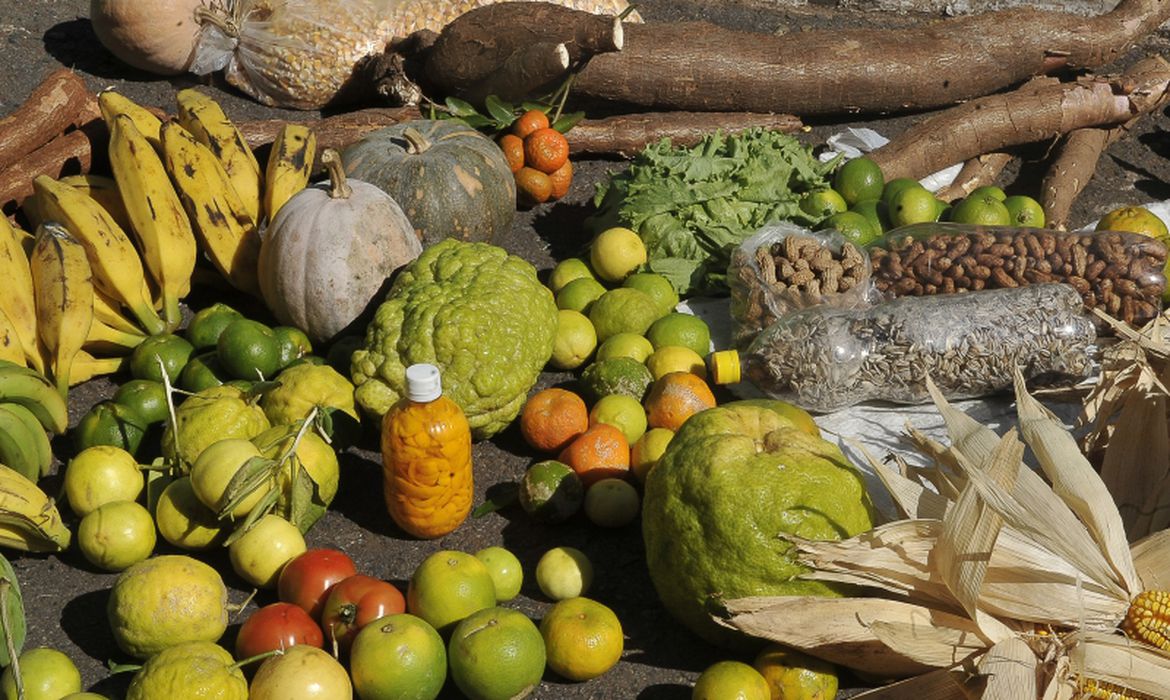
0;310;26;368
160;120;262;296
98;89;163;149
29;222;93;398
0;217;42;373
24;174;133;234
32;175;166;336
176;88;262;224
0;463;71;553
263;123;317;221
108;113;197;331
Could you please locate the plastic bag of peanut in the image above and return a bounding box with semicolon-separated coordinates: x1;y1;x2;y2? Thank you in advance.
190;0;640;111
728;223;878;349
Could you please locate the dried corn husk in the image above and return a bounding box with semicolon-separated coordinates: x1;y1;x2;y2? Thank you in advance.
719;372;1170;699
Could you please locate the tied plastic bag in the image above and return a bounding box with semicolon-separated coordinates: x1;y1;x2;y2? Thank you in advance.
737;283;1097;414
191;0;401;110
727;223;876;349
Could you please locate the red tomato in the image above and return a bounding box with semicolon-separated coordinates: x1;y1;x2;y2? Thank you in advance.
319;574;406;654
235;602;324;661
277;548;358;619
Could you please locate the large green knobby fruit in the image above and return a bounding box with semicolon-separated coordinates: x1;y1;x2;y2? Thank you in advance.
642;400;875;649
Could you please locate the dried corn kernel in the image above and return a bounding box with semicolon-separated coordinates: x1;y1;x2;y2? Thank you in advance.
1121;590;1170;652
1077;677;1158;700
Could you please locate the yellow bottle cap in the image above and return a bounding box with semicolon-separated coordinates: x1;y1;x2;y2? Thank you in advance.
708;350;741;385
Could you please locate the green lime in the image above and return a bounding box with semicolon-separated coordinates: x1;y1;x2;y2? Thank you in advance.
816;211;877;246
969;185;1006;202
548;258;595;294
578;357;654;403
798;188;848;219
272;326;313;370
584;477;641;528
588;288;663;342
550;309;597;371
595;333;655;363
880;177;922;208
1003;195;1046;228
693;660;770;700
0;648;81;700
324;335;363;376
73;401;149;457
832;157;884;206
622;272;679;316
536;547;593;600
644;312;711;357
849;199;889;238
448;607;546;700
589;393;647;445
518;460;584;524
178;352;228;393
888;185;941;229
590;226;647;283
216;319;281;381
556;277;607;314
129;333;194;384
950;194;1011;226
112;379;169;426
185;303;244;351
475;547;524;602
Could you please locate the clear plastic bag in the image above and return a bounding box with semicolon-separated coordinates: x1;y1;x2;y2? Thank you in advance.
727;223;876;349
735;283;1097;413
191;0;401;110
866;223;1167;328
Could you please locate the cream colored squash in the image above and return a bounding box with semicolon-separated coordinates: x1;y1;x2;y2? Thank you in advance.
90;0;210;75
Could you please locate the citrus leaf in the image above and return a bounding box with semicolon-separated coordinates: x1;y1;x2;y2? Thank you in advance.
223;489;279;547
444;97;478;117
552;111;585;133
484;95;516;125
520;101;549;113
219;456;278;521
0;559;24;668
473;482;519;518
461;114;494;129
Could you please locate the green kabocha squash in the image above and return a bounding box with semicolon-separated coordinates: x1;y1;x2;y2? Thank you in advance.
341;119;516;247
258;149;423;345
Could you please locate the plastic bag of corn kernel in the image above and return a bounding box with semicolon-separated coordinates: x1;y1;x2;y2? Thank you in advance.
190;0;641;111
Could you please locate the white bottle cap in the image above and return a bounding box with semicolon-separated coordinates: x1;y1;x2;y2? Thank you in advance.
405;363;443;402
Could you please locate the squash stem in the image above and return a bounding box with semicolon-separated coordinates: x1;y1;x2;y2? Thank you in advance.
320;149;352;199
402;127;432;155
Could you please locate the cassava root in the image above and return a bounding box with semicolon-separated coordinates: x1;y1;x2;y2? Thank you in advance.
0;68;90;173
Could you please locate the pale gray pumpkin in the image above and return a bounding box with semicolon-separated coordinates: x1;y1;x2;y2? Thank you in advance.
341;119;516;247
258;149;422;344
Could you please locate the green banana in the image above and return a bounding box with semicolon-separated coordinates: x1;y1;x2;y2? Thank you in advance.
0;365;68;434
0;464;71;553
0;409;41;483
160;120;262;296
32;175;166;336
176;88;262;224
29;222;94;398
0;405;50;480
108;113;197;331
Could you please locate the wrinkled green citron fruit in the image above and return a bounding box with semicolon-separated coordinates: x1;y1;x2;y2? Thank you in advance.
107;555;229;659
125;641;246;700
351;240;557;439
641;400;874;650
161;384;271;469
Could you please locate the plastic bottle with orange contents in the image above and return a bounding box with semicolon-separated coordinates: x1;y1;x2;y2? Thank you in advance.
380;363;473;539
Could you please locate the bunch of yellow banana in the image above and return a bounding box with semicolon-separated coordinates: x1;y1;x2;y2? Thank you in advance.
0;462;71;553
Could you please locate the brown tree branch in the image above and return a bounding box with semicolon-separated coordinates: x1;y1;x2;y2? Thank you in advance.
934;153;1014;203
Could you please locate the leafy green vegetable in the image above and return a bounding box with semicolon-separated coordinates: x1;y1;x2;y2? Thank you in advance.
587;129;841;296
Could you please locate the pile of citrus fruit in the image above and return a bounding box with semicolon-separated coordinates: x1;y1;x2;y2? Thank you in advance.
499;109;574;207
808;156;1048;246
514;226;722;530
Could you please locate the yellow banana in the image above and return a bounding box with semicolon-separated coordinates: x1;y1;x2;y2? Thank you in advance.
0;309;26;367
70;350;128;385
32;175;167;336
0;218;43;373
23;174;133;234
93;287;147;336
0;463;71;553
176;88;262;224
98;89;163;149
263;123;317;221
108;113;197;331
160;121;262;296
29;222;93;398
84;316;146;356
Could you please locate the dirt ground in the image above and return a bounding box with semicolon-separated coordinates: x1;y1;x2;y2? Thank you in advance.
1;1;1169;697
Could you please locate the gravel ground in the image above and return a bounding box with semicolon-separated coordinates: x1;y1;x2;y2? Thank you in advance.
1;1;1168;697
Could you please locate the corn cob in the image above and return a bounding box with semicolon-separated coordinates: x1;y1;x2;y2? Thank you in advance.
1121;590;1170;652
1077;677;1158;700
